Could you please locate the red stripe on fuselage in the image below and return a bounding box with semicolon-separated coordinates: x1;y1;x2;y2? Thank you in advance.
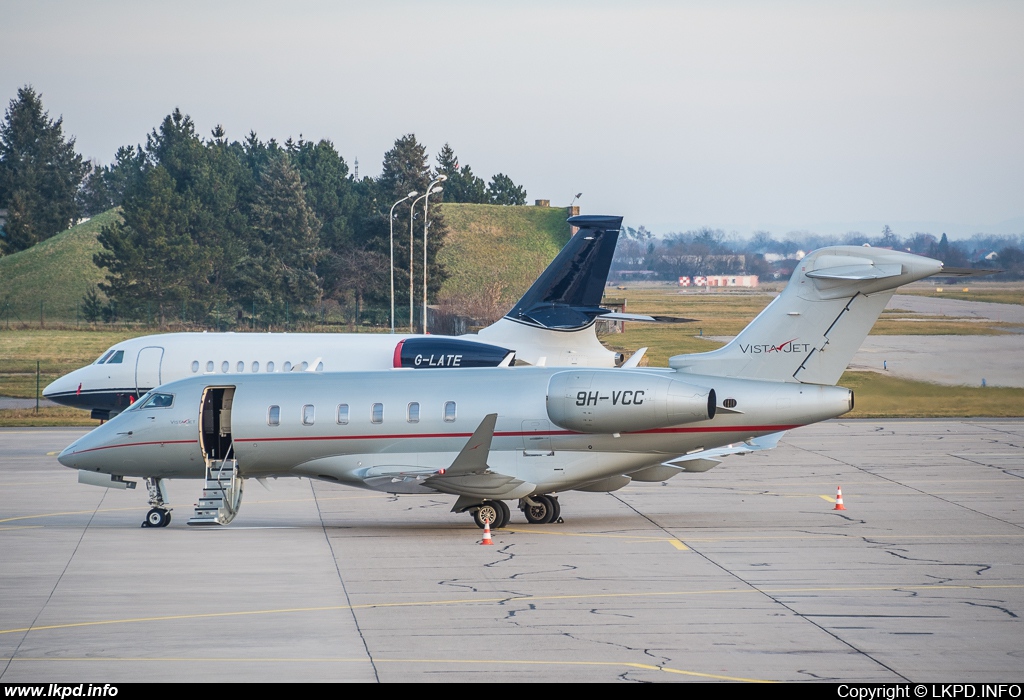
236;424;802;443
71;439;198;455
75;424;803;453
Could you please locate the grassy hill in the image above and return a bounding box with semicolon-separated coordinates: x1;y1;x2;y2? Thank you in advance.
0;204;572;326
0;209;120;324
437;203;572;318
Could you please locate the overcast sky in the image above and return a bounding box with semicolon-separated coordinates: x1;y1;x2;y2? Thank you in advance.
3;1;1022;238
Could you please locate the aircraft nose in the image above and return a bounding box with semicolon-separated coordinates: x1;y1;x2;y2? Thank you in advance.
57;443;78;468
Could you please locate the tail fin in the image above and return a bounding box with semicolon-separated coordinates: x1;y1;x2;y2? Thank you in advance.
670;246;943;385
474;215;622;367
504;215;621;329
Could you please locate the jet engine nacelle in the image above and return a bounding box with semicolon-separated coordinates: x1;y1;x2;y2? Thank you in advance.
394;338;514;369
546;370;716;433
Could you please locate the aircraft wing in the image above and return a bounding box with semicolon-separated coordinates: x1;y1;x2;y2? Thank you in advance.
422;414;536;499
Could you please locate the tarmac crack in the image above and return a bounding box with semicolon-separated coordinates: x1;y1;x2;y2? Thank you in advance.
963;600;1019;619
609;491;912;682
310;480;380;683
0;489;106;681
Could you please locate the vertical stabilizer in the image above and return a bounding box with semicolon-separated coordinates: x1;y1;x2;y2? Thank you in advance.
669;246;942;385
475;215;622;367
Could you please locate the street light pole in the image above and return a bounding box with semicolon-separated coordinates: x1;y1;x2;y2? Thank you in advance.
422;175;447;334
390;191;417;333
409;190;430;332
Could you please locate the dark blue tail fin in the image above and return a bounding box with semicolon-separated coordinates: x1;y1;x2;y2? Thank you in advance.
505;215;621;330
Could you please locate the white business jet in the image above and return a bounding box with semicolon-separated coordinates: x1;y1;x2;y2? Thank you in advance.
58;244;944;529
45;215;658;420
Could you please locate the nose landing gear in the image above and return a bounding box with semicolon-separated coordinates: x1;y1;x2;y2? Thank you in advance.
141;477;172;528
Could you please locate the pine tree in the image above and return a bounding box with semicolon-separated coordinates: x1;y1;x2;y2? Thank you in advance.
487;173;527;205
435;143;487;204
94;166;207;327
232;154;323;319
0;86;87;252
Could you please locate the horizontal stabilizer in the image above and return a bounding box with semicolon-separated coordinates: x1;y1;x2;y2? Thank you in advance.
600;312;698;324
805;263;902;281
931;266;1003;277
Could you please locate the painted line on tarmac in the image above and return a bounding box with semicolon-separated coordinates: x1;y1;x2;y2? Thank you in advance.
505;527;689;548
3;656;771;682
3;583;1021;638
0;494;386;524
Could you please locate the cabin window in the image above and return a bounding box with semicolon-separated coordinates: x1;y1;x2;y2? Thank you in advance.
221;361;229;373
302;404;315;426
107;350;124;364
252;361;259;373
407;402;420;423
444;401;456;422
268;405;280;426
191;361;199;373
337;404;349;424
371;403;384;424
206;361;214;373
283;361;292;372
236;361;244;372
267;361;275;372
95;350;115;365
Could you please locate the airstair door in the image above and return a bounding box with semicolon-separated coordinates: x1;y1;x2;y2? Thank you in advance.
135;346;164;394
200;386;236;461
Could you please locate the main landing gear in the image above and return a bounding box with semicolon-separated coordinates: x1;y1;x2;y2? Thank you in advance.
473;500;510;529
460;495;563;529
521;494;561;525
141;477;172;528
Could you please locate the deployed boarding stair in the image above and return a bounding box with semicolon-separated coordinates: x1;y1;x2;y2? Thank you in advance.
187;453;244;526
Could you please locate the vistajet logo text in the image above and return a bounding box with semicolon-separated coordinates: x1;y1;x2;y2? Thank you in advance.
738;338;811;355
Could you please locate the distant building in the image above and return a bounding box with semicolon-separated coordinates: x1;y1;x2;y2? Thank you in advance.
679;275;759;288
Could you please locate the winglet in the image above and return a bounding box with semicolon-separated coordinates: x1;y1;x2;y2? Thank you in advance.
445;413;498;476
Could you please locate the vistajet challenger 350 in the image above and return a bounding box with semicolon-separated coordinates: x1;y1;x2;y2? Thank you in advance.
58;242;944;529
45;216;668;420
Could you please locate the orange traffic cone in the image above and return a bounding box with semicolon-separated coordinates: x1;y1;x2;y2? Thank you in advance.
480;519;494;545
834;486;846;511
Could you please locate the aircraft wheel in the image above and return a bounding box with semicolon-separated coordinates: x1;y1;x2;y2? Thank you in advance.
524;495;554;524
548;496;561;524
494;500;510;529
473;503;502;530
144;508;170;528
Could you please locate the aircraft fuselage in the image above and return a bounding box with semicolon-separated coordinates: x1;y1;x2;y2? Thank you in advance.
58;366;852;499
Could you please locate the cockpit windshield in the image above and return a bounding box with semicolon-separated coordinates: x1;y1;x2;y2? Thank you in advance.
139;393;174;409
94;349;124;365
